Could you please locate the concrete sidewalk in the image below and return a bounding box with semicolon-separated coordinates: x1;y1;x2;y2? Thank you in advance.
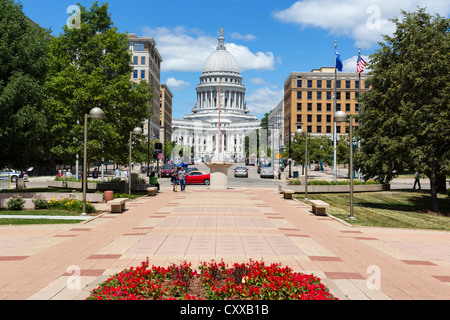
0;187;449;300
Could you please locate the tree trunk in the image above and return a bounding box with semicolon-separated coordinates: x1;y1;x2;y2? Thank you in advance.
437;174;447;193
429;170;439;212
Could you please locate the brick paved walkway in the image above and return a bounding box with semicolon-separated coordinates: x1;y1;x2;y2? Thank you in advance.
0;187;449;300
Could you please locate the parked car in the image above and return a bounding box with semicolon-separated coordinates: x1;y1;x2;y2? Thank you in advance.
260;166;275;179
0;168;28;182
257;164;269;174
161;164;175;177
185;171;210;185
234;167;248;178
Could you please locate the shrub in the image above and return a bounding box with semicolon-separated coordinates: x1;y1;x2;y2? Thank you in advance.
6;195;25;210
47;197;96;214
32;195;49;210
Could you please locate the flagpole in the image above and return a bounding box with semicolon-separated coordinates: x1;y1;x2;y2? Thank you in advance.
357;47;362;181
333;40;337;182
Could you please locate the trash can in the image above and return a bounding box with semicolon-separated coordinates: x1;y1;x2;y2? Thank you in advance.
293;171;299;178
104;190;114;202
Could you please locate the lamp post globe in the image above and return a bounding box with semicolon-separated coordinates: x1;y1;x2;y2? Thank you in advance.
89;107;105;119
334;110;348;123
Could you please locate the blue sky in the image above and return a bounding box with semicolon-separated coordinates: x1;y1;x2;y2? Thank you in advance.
18;0;450;120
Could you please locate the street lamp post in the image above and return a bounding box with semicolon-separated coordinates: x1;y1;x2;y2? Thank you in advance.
129;127;143;195
334;110;356;220
82;107;105;215
283;116;292;178
296;127;308;201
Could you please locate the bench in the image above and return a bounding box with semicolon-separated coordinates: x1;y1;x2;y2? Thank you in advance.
282;190;294;199
309;200;329;216
108;198;128;213
147;187;158;196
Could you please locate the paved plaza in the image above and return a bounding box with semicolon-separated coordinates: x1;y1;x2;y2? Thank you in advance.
0;185;449;300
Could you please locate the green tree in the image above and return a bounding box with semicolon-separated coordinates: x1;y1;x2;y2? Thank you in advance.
0;0;49;169
357;8;450;211
44;2;153;166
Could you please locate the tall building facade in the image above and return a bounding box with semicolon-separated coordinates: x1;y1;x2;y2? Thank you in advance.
128;33;163;140
283;67;370;144
172;30;261;162
159;84;173;144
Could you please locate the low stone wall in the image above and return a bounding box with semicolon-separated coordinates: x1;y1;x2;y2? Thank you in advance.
47;180;150;193
279;183;389;193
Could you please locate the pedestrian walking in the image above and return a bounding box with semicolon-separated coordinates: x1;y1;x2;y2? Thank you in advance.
179;167;186;192
171;170;179;192
115;167;120;179
413;171;421;190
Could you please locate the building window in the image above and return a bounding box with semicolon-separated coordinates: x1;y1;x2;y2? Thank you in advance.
141;70;145;79
134;42;145;51
346;80;351;88
346;92;351;100
133;70;138;79
336;92;341;100
355;80;360;89
336;80;341;89
326;115;331;123
296;103;302;111
336;103;341;111
327;80;332;88
355;104;359;112
336;126;341;134
327;92;332;100
133;56;138;65
346;103;351;112
326;103;332;112
307;80;313;88
297;91;302;99
317;115;322;123
307;91;313;100
317;80;322;88
141;56;146;65
307;103;312;111
317;92;322;100
326;126;331;133
297;80;302;88
307;114;312;123
317;103;322;111
297;114;302;122
317;126;322;133
307;125;312;133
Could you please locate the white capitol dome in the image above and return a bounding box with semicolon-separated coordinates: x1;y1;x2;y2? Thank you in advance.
202;33;240;74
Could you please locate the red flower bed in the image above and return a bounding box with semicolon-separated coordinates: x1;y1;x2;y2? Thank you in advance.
87;259;337;300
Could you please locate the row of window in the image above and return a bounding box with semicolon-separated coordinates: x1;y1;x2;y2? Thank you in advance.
200;77;242;84
297;79;369;89
133;56;146;66
297;91;360;100
133;69;146;79
296;102;359;112
296;114;359;124
296;125;354;134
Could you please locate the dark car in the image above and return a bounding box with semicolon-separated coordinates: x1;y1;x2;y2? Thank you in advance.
161;164;175;177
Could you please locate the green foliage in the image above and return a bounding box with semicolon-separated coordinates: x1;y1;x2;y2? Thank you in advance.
0;0;50;169
6;195;25;210
32;195;49;210
44;2;154;165
357;8;450;211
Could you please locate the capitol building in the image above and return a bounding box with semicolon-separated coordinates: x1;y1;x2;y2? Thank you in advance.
172;30;261;162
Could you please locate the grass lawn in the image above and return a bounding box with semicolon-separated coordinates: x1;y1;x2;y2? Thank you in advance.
0;209;89;225
294;190;450;231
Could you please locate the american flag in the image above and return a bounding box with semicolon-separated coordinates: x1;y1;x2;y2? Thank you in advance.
356;54;367;74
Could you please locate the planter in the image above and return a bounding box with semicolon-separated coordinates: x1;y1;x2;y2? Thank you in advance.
48;180;148;193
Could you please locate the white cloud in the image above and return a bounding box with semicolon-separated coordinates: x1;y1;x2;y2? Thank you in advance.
141;26;276;72
246;87;284;115
273;0;450;48
229;32;257;41
165;77;190;91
